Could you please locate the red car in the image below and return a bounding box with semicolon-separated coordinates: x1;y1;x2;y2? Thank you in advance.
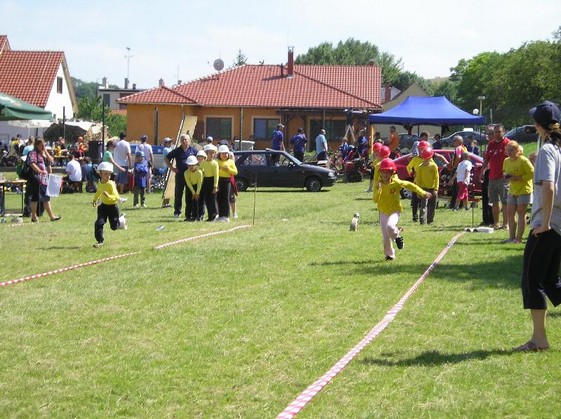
393;149;484;200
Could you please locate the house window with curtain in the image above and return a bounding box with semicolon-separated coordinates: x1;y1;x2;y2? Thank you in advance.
206;117;232;141
253;118;280;141
56;77;63;94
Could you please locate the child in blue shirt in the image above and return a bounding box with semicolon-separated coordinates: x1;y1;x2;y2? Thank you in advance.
133;151;148;208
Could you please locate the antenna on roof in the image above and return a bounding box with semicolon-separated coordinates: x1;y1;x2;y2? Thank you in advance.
213;58;224;71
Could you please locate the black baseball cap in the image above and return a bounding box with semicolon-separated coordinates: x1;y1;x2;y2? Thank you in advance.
529;101;561;129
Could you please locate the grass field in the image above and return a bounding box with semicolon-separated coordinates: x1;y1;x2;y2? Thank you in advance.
2;151;560;417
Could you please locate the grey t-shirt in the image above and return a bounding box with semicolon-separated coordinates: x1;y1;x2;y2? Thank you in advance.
531;142;561;235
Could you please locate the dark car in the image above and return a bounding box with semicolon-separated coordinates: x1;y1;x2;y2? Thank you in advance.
234;149;337;192
398;133;419;152
505;125;538;143
394;149;484;199
442;130;487;147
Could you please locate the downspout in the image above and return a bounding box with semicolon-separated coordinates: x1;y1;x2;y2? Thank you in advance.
154;107;159;143
239;107;244;150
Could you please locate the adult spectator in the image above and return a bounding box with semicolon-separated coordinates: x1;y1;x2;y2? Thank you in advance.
271;123;285;165
27;138;61;222
22;137;34;156
356;129;368;157
102;140;125;178
290;128;307;162
113;132;132;194
480;124;509;229
164;134;197;218
432;133;443;149
64;152;83;192
515;101;561;352
387;126;400;158
137;134;154;192
315;129;328;161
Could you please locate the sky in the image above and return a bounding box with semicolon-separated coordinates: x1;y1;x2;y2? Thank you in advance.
1;0;560;89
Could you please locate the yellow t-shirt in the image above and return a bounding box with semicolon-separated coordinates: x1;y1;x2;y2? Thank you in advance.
406;155;423;179
200;159;219;187
375;175;427;215
92;180;119;205
184;169;203;194
217;159;238;178
416;160;439;190
503;155;534;196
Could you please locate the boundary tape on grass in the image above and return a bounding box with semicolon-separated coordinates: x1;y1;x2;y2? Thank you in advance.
0;252;140;288
154;224;251;250
277;231;466;419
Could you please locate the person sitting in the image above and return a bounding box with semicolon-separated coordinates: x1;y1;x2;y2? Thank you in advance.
64;152;83;192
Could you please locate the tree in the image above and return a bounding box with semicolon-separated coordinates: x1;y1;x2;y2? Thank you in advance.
295;38;404;85
232;50;248;67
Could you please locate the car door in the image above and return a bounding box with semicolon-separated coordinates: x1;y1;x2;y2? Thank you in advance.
270;153;302;187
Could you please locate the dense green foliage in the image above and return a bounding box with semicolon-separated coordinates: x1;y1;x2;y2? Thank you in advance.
296;29;561;128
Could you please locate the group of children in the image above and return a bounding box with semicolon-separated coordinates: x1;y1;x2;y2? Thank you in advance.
91;143;239;248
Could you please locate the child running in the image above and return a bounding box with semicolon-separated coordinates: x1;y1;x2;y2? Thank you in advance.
375;158;432;260
92;162;127;248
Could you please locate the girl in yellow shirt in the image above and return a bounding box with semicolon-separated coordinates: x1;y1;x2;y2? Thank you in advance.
375;158;431;260
503;140;534;243
216;145;238;222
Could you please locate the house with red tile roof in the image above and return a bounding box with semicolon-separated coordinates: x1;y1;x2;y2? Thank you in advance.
118;48;382;150
0;35;77;124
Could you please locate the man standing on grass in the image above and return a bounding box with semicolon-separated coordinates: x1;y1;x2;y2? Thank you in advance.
480;124;509;229
315;129;328;161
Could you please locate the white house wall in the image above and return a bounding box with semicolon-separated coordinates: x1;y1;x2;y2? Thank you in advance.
44;63;74;121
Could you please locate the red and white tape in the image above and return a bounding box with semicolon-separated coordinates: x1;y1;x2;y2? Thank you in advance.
154;224;251;250
0;252;139;287
277;231;465;418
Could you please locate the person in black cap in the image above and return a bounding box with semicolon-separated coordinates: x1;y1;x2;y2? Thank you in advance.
514;101;561;352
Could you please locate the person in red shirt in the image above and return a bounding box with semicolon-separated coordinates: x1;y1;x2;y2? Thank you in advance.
480;124;510;229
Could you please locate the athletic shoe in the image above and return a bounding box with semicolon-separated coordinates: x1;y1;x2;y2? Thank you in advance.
141;204;147;208
385;255;394;261
174;213;180;219
118;197;128;204
93;242;104;248
134;204;140;208
395;235;404;250
216;216;230;222
118;214;127;230
233;213;238;219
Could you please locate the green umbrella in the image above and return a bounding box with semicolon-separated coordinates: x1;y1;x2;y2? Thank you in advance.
0;92;52;121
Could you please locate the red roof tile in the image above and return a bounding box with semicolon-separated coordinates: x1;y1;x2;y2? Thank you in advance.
0;49;65;108
119;64;382;110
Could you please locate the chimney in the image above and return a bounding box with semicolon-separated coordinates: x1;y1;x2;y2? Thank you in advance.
124;78;129;89
287;46;294;78
159;78;165;87
384;82;391;103
102;77;108;88
132;83;136;90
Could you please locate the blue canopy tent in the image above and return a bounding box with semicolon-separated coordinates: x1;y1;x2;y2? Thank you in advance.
368;96;485;127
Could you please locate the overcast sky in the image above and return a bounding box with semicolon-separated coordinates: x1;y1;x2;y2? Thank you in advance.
1;0;559;89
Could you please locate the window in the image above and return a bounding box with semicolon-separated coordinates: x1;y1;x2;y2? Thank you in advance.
310;119;346;143
103;94;111;107
56;77;63;94
206;117;232;140
253;118;280;141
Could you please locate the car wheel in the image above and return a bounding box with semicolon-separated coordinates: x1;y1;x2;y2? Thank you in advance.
306;177;322;192
236;177;249;192
400;188;412;199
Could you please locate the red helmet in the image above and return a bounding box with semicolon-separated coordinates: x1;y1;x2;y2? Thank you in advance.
373;142;383;153
421;146;434;160
379;157;396;172
418;140;430;151
378;145;391;159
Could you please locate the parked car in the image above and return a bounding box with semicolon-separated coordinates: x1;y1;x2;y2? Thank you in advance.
234;149;337;192
505;125;539;143
393;149;484;199
130;143;165;168
398;133;419;152
442;130;487;147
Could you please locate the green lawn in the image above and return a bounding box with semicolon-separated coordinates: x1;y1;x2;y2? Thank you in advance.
1;165;559;417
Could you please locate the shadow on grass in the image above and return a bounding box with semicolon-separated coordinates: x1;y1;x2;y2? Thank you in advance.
39;245;82;250
360;348;511;367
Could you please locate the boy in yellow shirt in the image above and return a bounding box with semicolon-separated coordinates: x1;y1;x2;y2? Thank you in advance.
416;147;440;225
92;162;127;248
375;158;432;260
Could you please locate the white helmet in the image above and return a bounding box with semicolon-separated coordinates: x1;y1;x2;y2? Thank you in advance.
204;144;217;152
218;145;230;153
97;162;113;172
197;150;207;158
186;155;198;166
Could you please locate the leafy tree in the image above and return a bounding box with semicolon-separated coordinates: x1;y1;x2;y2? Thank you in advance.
75;95;126;136
295;38;403;85
431;79;458;103
232;50;248;67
